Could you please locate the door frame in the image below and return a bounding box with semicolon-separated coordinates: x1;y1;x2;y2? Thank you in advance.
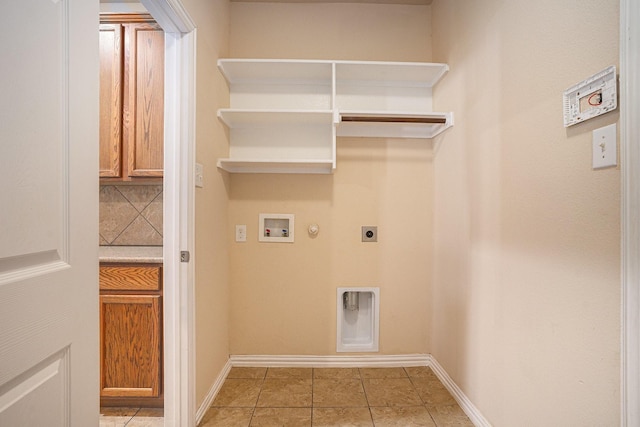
621;0;640;425
139;1;196;426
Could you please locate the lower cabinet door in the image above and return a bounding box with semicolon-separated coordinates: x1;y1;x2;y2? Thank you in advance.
100;294;162;397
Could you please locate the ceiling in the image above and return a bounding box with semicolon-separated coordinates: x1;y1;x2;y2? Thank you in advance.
102;0;432;4
230;0;433;5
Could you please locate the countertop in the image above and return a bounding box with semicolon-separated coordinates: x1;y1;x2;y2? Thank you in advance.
99;246;163;264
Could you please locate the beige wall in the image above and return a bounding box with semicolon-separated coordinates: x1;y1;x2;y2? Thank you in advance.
181;0;231;407
227;3;433;355
430;0;620;425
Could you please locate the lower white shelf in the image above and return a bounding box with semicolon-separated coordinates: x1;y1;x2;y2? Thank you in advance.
337;111;454;139
217;158;335;174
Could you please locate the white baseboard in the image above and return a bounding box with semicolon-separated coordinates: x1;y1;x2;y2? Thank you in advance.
428;357;492;427
194;359;232;425
229;353;430;368
195;354;491;427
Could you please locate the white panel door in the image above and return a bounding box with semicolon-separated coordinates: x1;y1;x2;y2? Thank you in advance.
0;1;99;426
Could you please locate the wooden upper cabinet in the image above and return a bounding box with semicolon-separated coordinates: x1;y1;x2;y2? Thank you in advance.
124;23;164;178
99;14;163;181
99;24;123;178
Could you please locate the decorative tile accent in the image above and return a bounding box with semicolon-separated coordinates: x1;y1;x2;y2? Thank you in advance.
99;185;163;246
99;186;139;244
112;215;163;246
141;193;163;235
117;185;162;212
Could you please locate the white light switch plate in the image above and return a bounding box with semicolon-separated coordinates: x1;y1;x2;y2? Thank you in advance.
195;163;204;188
592;123;617;169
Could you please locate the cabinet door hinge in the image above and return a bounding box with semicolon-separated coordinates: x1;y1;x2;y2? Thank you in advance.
180;251;190;263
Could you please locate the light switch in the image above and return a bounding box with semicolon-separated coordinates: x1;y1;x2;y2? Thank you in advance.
592;124;617;169
235;225;247;242
195;163;204;188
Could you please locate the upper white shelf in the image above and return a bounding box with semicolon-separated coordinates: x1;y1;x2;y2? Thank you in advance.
217;59;453;174
218;59;449;87
335;61;449;87
219;59;333;85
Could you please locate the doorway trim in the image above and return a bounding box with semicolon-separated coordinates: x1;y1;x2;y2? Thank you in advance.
621;0;639;425
140;1;196;426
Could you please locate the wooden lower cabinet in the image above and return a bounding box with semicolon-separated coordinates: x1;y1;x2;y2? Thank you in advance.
100;264;163;407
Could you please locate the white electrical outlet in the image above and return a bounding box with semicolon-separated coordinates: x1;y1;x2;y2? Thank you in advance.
235;225;247;242
592;123;617;169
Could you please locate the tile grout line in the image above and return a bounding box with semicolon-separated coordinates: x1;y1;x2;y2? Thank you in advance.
404;367;440;427
107;187;143;245
122;407;141;427
140;191;164;237
360;368;377;427
116;185;162;214
248;367;267;424
139;214;164;240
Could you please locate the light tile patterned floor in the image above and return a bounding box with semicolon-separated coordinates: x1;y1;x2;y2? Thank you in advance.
99;407;164;427
199;367;474;426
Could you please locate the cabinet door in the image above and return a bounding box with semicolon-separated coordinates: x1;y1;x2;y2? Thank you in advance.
99;24;123;178
123;23;164;178
100;294;162;398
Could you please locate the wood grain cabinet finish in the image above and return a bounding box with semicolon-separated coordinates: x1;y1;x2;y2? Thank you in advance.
99;14;164;181
100;264;163;405
99;23;123;178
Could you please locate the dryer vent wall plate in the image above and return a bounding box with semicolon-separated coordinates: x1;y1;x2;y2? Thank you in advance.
563;65;617;127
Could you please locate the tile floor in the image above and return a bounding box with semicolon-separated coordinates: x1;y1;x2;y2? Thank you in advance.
199;366;474;426
99;407;164;427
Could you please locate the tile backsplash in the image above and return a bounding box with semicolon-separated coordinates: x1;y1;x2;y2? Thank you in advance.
99;185;163;246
